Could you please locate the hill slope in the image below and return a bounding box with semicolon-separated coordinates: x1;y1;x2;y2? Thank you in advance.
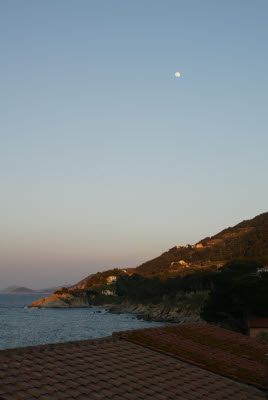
68;211;268;289
135;212;268;278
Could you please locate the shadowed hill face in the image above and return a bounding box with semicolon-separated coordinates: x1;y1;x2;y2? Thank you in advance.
71;212;268;288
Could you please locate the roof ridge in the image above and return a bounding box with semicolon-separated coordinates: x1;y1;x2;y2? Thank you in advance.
0;335;115;356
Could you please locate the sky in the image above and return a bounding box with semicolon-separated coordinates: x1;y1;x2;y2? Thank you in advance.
1;0;267;289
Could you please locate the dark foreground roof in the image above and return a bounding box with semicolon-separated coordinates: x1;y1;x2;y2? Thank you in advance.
0;326;266;400
118;323;268;390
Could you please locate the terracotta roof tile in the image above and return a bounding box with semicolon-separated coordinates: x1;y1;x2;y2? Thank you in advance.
0;327;266;399
118;323;268;390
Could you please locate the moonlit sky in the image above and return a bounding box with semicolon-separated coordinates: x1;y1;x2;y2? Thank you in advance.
1;1;268;289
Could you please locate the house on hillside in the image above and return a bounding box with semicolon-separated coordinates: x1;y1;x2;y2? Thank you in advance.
101;289;115;296
170;260;188;266
248;317;268;338
256;266;268;274
179;260;188;266
195;243;204;248
106;276;117;284
170;260;189;269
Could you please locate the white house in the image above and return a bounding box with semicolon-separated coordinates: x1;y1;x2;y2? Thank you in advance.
106;276;118;284
170;260;189;268
257;266;268;274
101;289;115;296
179;260;188;266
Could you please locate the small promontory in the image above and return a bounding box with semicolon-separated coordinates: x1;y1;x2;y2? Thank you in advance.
29;292;90;308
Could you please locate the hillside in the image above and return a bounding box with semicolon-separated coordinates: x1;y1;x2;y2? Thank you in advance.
135;212;268;279
70;274;94;289
75;212;268;288
30;212;268;331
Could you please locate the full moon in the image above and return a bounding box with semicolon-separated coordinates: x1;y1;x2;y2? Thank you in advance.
174;72;181;77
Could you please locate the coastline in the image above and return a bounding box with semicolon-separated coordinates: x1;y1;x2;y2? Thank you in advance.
0;294;168;350
108;301;203;323
29;291;207;323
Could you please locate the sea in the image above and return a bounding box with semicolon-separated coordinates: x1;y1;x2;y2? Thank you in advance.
0;294;167;350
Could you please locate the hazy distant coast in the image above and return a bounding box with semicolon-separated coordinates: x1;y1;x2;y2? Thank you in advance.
0;285;70;295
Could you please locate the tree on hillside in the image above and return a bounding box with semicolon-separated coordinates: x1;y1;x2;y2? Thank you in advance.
202;259;266;333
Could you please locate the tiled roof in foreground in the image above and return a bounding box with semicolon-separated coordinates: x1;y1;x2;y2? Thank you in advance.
118;323;268;390
0;325;266;400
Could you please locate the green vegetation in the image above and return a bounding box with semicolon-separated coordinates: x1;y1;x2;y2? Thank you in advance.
55;286;122;305
52;212;268;333
54;287;69;295
134;211;268;279
64;211;267;290
202;259;268;332
115;268;217;304
116;258;268;329
83;268;127;289
54;258;268;333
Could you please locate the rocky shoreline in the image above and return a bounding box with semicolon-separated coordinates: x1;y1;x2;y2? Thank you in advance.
108;299;204;323
29;293;92;308
29;291;207;324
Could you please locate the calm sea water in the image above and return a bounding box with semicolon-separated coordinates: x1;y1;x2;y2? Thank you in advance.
0;294;167;350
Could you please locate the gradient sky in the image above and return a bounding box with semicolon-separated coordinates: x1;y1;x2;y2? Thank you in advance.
1;0;267;289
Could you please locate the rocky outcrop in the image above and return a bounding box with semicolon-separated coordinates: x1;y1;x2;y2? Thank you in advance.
109;291;208;323
29;290;208;324
29;293;91;308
